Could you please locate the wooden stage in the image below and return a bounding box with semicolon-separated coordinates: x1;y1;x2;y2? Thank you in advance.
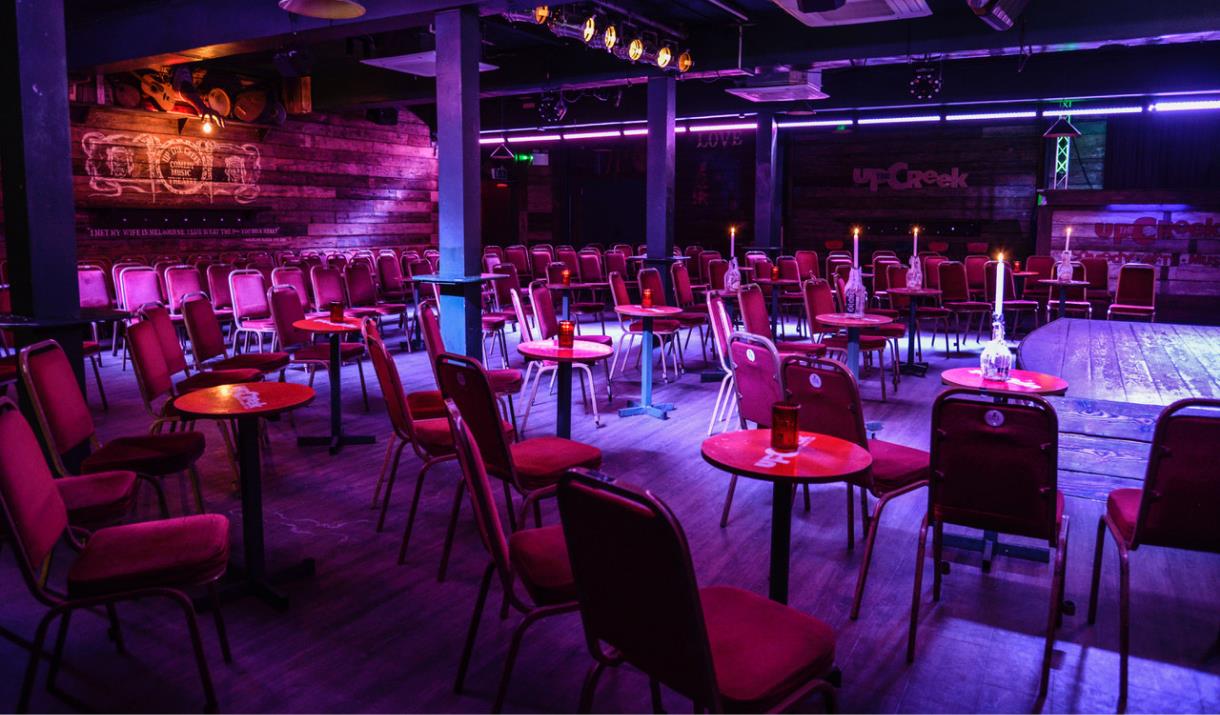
1020;318;1220;500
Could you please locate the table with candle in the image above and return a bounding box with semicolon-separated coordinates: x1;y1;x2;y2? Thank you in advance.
614;303;682;420
1012;268;1040;297
886;286;941;376
701;427;872;603
517;336;613;439
753;271;801;338
1038;278;1090;320
548;271;605;321
174;382;316;609
292;315;376;454
401;272;506;351
813;312;893;379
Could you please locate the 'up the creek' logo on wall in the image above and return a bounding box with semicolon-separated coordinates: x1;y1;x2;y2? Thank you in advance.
852;162;969;192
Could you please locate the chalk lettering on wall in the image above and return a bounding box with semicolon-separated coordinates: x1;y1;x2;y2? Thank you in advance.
852;162;969;192
82;131;261;204
694;131;744;150
86;225;283;239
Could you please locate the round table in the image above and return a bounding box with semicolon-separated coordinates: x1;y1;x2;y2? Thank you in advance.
940;367;1068;396
614;304;682;420
174;382;316;609
753;278;800;339
886;287;941;377
1037;278;1090;321
814;312;894;379
518;339;614;439
701;429;873;603
547;282;605;321
291;317;375;454
1011;271;1039;297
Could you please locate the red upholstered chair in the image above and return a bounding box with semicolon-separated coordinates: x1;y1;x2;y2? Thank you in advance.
377;252;409;303
181;294;290;376
530;249;552;279
227;269;278;353
794;249;820;280
738;283;825;358
503;244;532;280
529;280;613;388
604;250;630;286
557;470;840;714
116;266;164;370
985;260;1040;335
0;398;232;713
267;285;369;409
826;256;851;283
204;263;236;323
639;267;707;359
1086;398;1220;712
270;265;322;318
886;265;950;359
1022;255;1055;305
484;245;505;262
418;300;523;430
19;339;210;515
606;271;681;383
310;265;380;320
706;258;728;293
783;355;929;617
1107;263;1157;321
938;261;992;351
909;389;1069;699
809;279;896;400
78;263;118;354
434;352;601;576
346;262;408;330
697;250;721;285
963;255;988;300
573;251;608;334
487;263;522;330
445;401;578;713
163;264;203;318
922;255;948;289
1049;262;1093;321
704;291;736;436
1080;256;1112;307
719;332;788;527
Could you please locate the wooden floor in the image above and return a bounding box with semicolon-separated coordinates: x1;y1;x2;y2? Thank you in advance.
1;315;1217;714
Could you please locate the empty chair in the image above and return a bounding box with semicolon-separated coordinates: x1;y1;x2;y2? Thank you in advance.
78;263;118;350
271;265;322;318
311;265;380;319
0;397;232;713
573;251;608;333
719;332;786;527
228;269;278;352
739;283;825;358
346;262;408;330
530;249;552;279
164;264;204;316
267;285;369;410
557;470;839;713
529;280;613;387
938;261;992;351
1080;256;1111;306
603;250;629;285
1022;255;1055;305
205;263;236;321
511;287;603;436
908;389;1069;699
182;294;290;376
706;258;729;292
1107;263;1156;321
418;300;523;430
1051;262;1092;321
985;260;1040;335
503;245;531;279
783;355;929;618
377;252;409;302
963;255;988;299
606;271;681;383
697;250;722;285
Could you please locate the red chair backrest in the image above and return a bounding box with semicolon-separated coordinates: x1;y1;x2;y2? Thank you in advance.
230;269;270;320
0;398;69;577
1114;263;1156;307
128;319;173;406
938;261;971;302
802;279;837;333
697;250;721;282
362;321;422;443
924;256;948;289
436;352;515;483
531;250;552;278
611;243;633;256
345;262;379;307
1131;398;1220;551
557;471;720;708
727;332;783;427
206;264;236;310
18;340;96;458
1026;255;1055;280
311;266;347;309
782;355;866;447
964;255;988;290
77;265;113;310
491;263;521;308
608;271;631;308
140;303;188;376
503;246;530;276
604;251;628;278
706;259;728;291
182;295;229;364
578;252;604;283
529;281;559;339
271;266;313;311
736;283;774;341
164;265;202;313
930;389;1059;541
1080;257;1109;292
706;291;732;369
268;285;311;348
671;262;696;307
546;262;568;286
377;253;404;297
118;266;163;311
407;258;434;280
886;265;912;309
417;300;444;381
556;248;580;274
794;250;819;280
776;256;799;281
484;245;505;260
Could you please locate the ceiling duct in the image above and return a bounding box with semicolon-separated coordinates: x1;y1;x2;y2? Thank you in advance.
726;69;827;102
772;0;930;26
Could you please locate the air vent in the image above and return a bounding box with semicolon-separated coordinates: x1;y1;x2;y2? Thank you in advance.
362;51;498;77
726;70;828;103
772;0;931;26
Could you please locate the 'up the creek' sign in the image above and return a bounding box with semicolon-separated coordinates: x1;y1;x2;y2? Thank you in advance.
852;162;969;192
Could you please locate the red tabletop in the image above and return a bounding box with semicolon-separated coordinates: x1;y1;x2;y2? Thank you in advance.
1012;271;1040;278
174;381;316;418
293;317;362;333
517;339;613;362
940;367;1069;395
614;304;683;319
753;278;800;287
1036;278;1090;287
549;282;606;291
886;287;942;297
815;312;893;328
701;429;873;484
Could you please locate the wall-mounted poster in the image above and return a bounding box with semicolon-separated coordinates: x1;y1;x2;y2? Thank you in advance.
82;131;261;204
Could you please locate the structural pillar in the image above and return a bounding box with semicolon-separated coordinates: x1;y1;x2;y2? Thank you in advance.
433;5;483;359
754;111;782;251
645;76;677;299
0;0;84;383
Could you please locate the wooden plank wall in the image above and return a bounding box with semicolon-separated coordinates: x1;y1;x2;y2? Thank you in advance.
785;121;1043;257
1;105;438;262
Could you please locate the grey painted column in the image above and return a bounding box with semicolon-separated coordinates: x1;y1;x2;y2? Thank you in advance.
754;111;782;250
0;0;84;384
434;6;483;359
645;76;676;298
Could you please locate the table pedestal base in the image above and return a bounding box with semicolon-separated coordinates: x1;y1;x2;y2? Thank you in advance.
198;558;317;612
699;368;726;383
619;399;674;420
297;433;376;454
769;482;793;604
942;530;1049;573
899;361;931;377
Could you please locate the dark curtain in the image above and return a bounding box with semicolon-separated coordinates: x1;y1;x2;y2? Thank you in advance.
1104;113;1220;189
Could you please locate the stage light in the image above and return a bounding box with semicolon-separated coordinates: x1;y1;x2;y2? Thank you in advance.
603;23;617;51
582;15;597;44
533;5;550;23
656;45;673;69
628;37;644;61
908;62;942;101
677;50;693;73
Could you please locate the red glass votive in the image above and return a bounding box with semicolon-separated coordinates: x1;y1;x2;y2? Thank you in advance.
771;265;780;280
1013;260;1022;272
771;401;800;453
561;269;571;287
328;302;344;322
641;288;653;308
557;320;575;348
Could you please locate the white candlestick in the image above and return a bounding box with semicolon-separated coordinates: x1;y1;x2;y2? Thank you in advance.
853;228;860;268
995;253;1005;316
1065;226;1072;253
912;227;919;258
730;226;736;257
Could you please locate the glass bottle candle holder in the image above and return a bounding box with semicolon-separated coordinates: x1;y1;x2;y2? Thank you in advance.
771;402;800;454
1056;250;1074;282
561;269;571;287
905;255;923;289
557;320;575;348
980;315;1014;382
641;288;653;308
328;302;344;323
843;267;869;316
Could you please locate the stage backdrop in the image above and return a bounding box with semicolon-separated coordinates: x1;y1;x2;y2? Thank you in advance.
1;105;438;262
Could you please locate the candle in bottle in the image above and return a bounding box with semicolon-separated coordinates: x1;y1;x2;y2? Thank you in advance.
852;227;860;268
557;320;575;348
995;253;1005;316
912;226;919;257
641;288;653;308
729;225;736;257
1065;226;1072;253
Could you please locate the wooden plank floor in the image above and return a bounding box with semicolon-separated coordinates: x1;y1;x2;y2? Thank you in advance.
1;316;1217;714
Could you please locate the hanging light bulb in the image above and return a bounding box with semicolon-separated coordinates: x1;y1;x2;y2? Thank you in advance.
656;45;673;69
603;23;618;51
202;116;215;135
581;15;597;44
677;50;693;73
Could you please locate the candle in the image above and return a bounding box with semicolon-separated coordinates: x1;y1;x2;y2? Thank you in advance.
994;253;1005;316
557;320;575;348
852;227;860;268
912;226;919;257
561;268;571;287
329;301;344;323
729;225;736;257
771;264;780;280
771;401;800;454
642;288;653;308
1065;226;1072;253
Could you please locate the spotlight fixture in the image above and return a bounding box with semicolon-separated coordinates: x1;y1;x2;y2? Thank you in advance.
603;23;618;51
677;50;693;73
627;37;645;62
656;45;673;69
908;61;942;101
537;93;568;124
581;15;597;44
277;0;366;19
534;5;550;24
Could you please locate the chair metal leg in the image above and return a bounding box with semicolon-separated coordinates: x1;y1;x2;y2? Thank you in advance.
845;483;855;549
851;493;887;620
377;440;408;532
492;610;544;713
719;474;738;528
372;438;397;511
1087;516;1107;624
18;608;61;713
438;480;467;582
89;355;109;411
931;517;944;602
357;359;370;411
207;583;232;663
1117;541;1131;713
188;466;207;514
46;610;72;692
650;677;665;714
105;603;126;653
906;514;930;663
396;454;445;564
169;591;220;713
578;661;608;714
455;563;494;694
